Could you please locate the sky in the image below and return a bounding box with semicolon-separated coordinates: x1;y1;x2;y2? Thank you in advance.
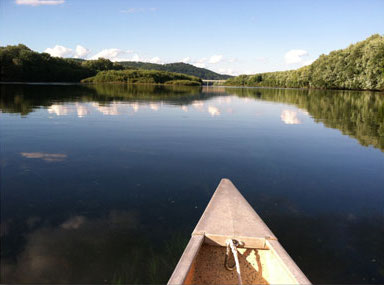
1;0;383;75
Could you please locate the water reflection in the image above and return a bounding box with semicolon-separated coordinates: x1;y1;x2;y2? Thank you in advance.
2;85;382;152
92;102;120;116
48;104;69;116
281;110;301;125
1;83;384;284
2;208;189;284
192;100;204;110
225;87;384;152
149;103;160;111
208;106;220;117
75;103;89;118
20;152;67;162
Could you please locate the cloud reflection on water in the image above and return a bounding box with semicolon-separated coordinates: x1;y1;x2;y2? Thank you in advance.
20;152;67;162
2;211;139;283
75;103;89;118
281;110;302;125
149;103;160;111
44;96;241;119
208;106;220;117
47;104;69;116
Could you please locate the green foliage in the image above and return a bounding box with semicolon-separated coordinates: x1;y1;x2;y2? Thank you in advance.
0;44;94;82
117;62;232;80
81;58;124;72
164;79;201;86
225;34;384;91
81;69;202;86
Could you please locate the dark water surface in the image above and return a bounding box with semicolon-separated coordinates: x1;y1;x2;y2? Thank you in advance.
1;84;384;284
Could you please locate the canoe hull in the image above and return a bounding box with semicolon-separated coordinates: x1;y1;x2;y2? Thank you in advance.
168;179;310;285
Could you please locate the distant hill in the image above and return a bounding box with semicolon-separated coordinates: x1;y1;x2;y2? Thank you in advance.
225;34;384;91
117;61;232;80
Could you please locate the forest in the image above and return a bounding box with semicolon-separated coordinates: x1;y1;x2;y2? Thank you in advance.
225;34;384;91
81;69;202;85
0;44;126;82
0;44;226;83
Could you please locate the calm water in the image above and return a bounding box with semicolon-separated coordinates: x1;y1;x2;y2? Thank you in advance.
1;84;384;284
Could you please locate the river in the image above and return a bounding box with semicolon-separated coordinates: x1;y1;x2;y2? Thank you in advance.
1;84;383;283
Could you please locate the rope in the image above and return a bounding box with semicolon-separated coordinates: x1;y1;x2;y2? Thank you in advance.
226;239;243;285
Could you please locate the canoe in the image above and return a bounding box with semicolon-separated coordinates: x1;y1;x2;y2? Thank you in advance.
168;179;311;285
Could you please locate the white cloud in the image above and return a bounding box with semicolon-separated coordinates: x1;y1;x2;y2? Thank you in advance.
91;49;133;61
131;53;140;61
284;49;309;65
74;45;90;59
208;54;223;64
90;48;162;63
281;110;301;125
194;62;206;68
149;56;161;64
44;45;72;58
16;0;64;6
189;54;225;68
121;8;139;13
120;7;157;14
255;56;268;63
218;68;237;76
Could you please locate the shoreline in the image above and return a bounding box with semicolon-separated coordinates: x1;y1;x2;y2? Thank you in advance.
1;81;382;92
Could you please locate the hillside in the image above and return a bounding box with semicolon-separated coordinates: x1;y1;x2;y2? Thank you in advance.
0;44;94;82
225;34;384;91
0;45;126;82
0;44;230;82
117;61;231;80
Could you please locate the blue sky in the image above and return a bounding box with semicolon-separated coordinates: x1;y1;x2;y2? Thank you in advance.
1;0;383;75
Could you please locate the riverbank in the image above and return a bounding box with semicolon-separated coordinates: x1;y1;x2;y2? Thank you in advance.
224;34;384;91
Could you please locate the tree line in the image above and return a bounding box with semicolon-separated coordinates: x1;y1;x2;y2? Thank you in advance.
0;44;227;83
81;69;202;85
0;44;127;82
225;34;384;91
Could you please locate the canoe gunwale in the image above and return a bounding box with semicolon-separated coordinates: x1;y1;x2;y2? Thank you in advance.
266;239;311;284
167;179;311;284
168;235;204;285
